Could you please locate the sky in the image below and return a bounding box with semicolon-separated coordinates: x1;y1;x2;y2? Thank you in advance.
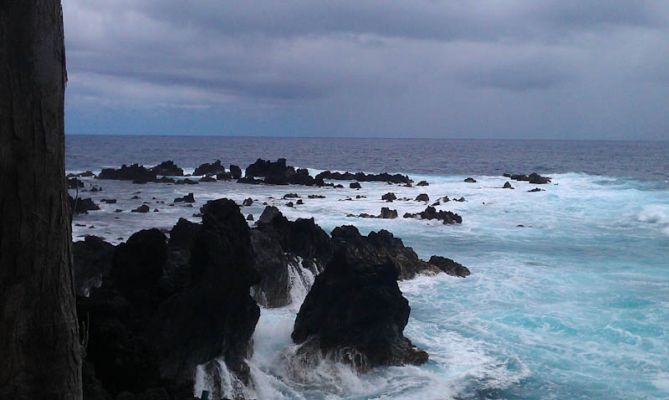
63;0;669;140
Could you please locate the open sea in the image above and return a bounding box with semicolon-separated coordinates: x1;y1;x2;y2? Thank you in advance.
67;135;669;400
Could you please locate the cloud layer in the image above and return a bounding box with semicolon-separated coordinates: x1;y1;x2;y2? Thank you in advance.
63;0;669;139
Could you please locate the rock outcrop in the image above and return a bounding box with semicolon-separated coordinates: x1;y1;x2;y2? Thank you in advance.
315;170;411;185
403;206;462;224
98;164;157;184
78;199;261;399
428;256;471;278
73;236;115;296
68;195;100;214
291;244;428;371
193;160;226;176
150;160;184;176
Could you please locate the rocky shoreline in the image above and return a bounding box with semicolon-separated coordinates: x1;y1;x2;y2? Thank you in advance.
69;158;551;399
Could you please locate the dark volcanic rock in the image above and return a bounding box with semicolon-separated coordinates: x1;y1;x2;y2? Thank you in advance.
464;177;477;183
73;236;115;296
528;172;551;184
174;193;195;203
193;160;226;176
428;256;471;278
242;197;253;206
229;164;242;179
528;187;545;192
350;182;362;189
79;199;261;399
131;205;150;213
149;160;184;176
382;192;397;202
291;246;428;371
503;181;514;189
247;214;254;221
415;193;429;202
69;195;100;214
315;170;411;185
99;164;158;184
350;207;398;220
245;158;318;186
237;176;264;185
100;199;117;204
416;180;429;186
174;178;198;185
403;206;462;224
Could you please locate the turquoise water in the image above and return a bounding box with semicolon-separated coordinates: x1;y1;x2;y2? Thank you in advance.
66;137;669;399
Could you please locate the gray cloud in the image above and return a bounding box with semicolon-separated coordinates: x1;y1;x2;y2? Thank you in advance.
62;0;669;139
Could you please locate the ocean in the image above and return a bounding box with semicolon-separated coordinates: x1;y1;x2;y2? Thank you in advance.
66;135;669;399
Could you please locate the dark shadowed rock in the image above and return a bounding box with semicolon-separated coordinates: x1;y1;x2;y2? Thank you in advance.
416;180;429;186
174;193;195;203
193;160;226;176
291;247;428;371
68;177;84;189
242;197;253;206
382;192;397;202
403;206;462;224
464;177;477;183
229;164;242;179
69;195;100;214
503;181;514;189
315;170;411;185
73;236;115;296
99;164;157;184
528;172;551;184
247;214;254;221
174;178;198;185
415;193;429;202
528;187;545;192
350;182;361;189
100;199;117;204
428;256;471;278
199;176;217;183
149;160;184;176
131;205;150;213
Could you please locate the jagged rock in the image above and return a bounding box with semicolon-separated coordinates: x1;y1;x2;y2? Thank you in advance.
503;181;514;189
528;172;551;184
100;199;117;204
403;206;462;224
194;160;226;176
149;161;184;176
292;242;428;371
415;193;429;202
236;176;264;185
528;187;545;192
464;177;476;183
215;172;232;180
99;164;157;184
296;199;304;205
308;194;326;199
174;193;195;203
428;256;471;278
70;170;96;178
350;182;361;189
242;198;253;206
286;201;294;208
454;197;465;202
283;193;300;199
131;205;150;213
416;181;429;186
73;236;115;296
229;165;242;179
244;158;317;186
69;195;100;214
382;192;397;202
351;207;399;220
78;199;261;398
247;214;254;221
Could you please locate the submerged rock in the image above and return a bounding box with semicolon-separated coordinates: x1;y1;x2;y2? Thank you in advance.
382;192;397;202
464;177;477;183
403;206;462;224
174;193;195;203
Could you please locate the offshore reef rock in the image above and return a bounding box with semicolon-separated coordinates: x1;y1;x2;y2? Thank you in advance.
505;172;551;184
68;195;100;214
98;164;158;184
382;192;397;202
229;164;242;179
428;256;471;278
291;248;428;371
403;206;462;224
503;181;514;189
79;199;260;399
349;207;398;220
245;158;319;186
73;236;115;296
464;177;477;183
174;193;195;203
415;193;429;202
315;170;411;185
149;160;184;176
193;160;226;176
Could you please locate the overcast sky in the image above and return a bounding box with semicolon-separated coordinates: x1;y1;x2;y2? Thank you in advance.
63;0;669;139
